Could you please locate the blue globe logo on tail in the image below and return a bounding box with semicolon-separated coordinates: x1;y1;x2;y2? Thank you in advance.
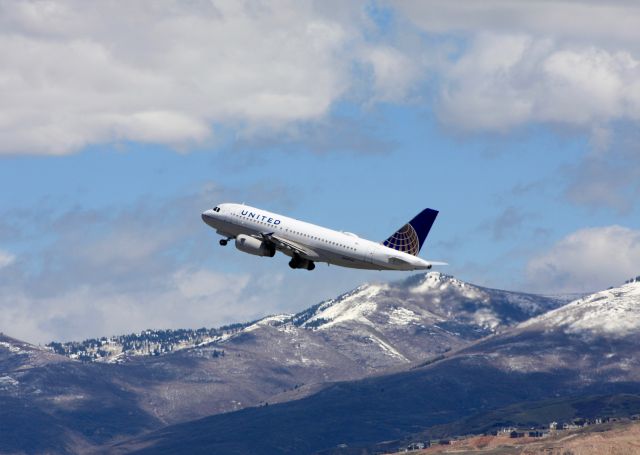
383;223;421;256
382;208;439;256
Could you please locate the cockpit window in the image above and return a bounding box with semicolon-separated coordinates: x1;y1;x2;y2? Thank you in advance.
213;206;220;212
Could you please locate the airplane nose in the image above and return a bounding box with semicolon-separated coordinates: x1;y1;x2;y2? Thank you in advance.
201;209;216;224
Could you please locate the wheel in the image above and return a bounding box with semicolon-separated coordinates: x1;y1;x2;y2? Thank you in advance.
288;259;297;269
219;239;228;246
307;261;315;271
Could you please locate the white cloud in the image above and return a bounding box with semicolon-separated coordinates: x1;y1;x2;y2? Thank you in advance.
437;34;640;132
173;268;249;300
391;1;640;133
0;269;254;345
438;33;538;131
0;185;251;343
1;0;411;155
0;249;15;268
392;1;640;50
0;199;266;344
360;46;421;102
525;226;640;293
389;1;640;210
9;1;640;154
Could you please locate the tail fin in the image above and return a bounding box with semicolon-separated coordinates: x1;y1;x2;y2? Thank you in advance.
382;208;439;256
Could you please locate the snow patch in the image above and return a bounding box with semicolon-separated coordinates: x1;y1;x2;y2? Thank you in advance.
244;314;293;332
305;284;385;329
277;324;299;335
0;341;28;355
473;308;501;331
0;376;19;387
387;307;420;326
51;394;86;402
367;334;409;362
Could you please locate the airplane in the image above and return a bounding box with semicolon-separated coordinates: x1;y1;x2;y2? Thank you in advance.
201;203;445;271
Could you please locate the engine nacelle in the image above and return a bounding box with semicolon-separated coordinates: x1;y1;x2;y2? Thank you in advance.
288;255;315;270
235;234;275;257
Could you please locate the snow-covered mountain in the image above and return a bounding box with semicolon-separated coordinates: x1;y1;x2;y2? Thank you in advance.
0;273;585;454
455;279;640;382
114;279;640;455
92;272;566;423
520;280;640;337
49;272;568;369
276;272;568;368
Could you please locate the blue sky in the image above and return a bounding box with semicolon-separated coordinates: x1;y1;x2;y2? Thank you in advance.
1;1;639;344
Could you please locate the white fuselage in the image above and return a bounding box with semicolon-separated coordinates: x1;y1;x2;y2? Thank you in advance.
202;203;434;271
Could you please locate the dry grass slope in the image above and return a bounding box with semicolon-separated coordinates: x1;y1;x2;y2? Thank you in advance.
396;420;640;455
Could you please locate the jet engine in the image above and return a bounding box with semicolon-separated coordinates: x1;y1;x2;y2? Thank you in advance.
235;234;276;257
288;255;315;270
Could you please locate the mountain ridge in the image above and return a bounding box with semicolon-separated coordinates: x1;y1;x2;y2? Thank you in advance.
0;272;623;454
109;278;640;454
45;272;571;365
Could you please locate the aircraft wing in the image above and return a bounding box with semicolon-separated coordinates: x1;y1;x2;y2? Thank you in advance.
260;233;318;258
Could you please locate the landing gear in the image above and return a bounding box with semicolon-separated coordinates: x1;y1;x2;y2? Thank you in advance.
219;238;229;246
289;255;315;271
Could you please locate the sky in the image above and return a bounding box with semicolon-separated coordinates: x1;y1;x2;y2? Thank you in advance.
1;0;640;344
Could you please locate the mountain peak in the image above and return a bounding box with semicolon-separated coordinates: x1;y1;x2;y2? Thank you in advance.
298;272;475;331
42;273;568;366
405;271;480;296
520;280;640;337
